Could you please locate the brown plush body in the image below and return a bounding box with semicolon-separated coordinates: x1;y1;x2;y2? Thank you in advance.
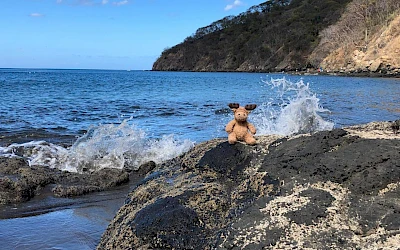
225;103;257;145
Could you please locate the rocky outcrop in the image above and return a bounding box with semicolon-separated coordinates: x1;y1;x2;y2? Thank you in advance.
98;121;400;249
0;157;144;205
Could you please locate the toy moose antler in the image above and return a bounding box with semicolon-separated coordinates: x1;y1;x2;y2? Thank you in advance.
225;103;257;145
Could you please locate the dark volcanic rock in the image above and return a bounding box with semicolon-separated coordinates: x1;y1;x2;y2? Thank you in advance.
98;124;400;249
198;142;253;180
0;157;147;204
0;158;57;203
261;129;400;195
285;188;335;225
52;168;130;197
131;196;207;249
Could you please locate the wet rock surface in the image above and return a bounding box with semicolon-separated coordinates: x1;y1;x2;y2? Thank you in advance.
98;122;400;249
0;157;152;205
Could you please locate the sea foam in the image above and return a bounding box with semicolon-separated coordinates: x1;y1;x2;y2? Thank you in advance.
0;120;194;173
254;77;334;135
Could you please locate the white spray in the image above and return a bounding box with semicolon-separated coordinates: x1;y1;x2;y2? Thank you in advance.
253;77;334;135
0;120;194;173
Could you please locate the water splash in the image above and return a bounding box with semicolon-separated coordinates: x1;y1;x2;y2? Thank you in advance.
0;140;69;168
253;77;334;135
0;120;194;173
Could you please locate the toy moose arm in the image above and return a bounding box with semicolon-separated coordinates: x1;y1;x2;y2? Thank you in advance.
247;122;256;135
225;120;236;133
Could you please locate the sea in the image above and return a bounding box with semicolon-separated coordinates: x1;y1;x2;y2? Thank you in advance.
0;68;399;249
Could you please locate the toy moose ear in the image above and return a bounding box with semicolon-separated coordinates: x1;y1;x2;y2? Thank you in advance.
245;104;257;111
228;103;240;109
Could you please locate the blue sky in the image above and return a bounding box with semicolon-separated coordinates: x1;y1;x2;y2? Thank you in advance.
0;0;264;70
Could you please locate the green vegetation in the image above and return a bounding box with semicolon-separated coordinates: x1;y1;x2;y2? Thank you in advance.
152;0;352;72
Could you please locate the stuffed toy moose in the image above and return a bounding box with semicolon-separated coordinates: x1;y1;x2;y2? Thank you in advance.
225;103;257;145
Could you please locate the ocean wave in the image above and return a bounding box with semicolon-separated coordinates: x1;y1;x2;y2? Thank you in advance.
0;120;194;173
254;77;334;135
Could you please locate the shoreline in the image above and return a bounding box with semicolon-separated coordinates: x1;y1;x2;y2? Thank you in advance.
290;69;400;78
149;69;400;78
3;67;400;78
0;121;399;249
1;121;398;216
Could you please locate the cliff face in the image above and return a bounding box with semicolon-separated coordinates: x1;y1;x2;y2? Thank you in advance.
319;15;400;75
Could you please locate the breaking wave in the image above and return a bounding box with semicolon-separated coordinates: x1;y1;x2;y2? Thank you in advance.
253;77;334;135
0;120;194;173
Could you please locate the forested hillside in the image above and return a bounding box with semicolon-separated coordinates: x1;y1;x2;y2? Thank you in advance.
152;0;351;72
152;0;400;75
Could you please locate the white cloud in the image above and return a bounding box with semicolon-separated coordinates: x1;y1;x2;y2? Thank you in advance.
56;0;63;3
30;13;45;17
113;0;128;6
102;0;109;4
224;0;243;11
